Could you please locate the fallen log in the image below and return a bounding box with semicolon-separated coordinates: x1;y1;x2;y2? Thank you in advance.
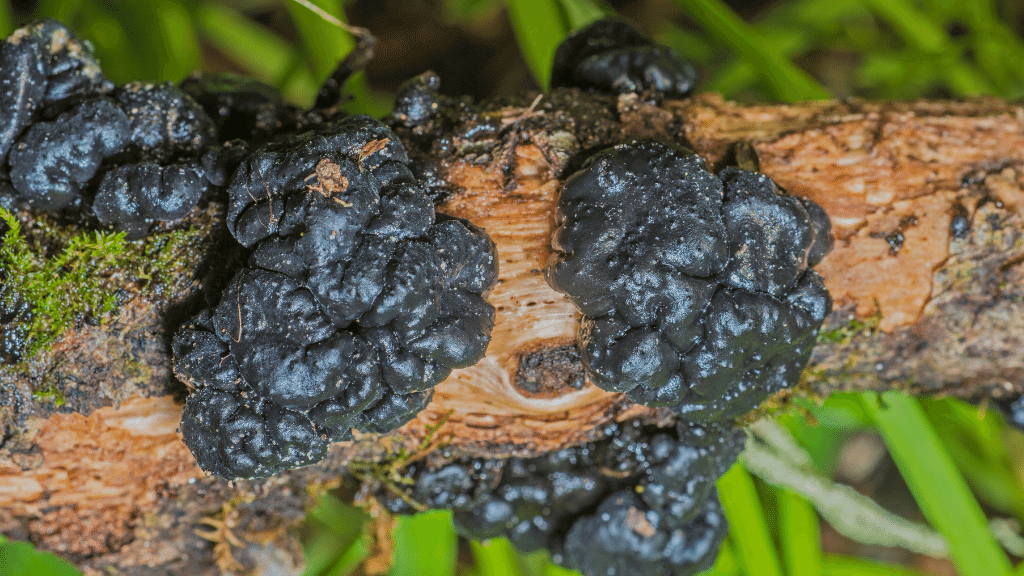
2;90;1024;575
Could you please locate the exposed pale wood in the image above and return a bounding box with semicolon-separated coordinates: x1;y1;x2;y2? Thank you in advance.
3;92;1024;574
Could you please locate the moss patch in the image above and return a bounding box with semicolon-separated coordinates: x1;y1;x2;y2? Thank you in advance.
818;306;883;345
0;207;211;370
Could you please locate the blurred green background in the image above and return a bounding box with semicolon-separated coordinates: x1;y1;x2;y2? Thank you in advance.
1;1;1024;575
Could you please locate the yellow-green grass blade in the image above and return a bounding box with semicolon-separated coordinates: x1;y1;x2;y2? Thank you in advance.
389;510;458;576
862;391;1012;576
0;539;82;576
556;0;608;30
284;0;351;82
195;3;317;104
0;0;11;35
779;488;822;576
505;0;568;89
544;560;580;575
669;0;831;102
718;464;784;576
470;538;524;576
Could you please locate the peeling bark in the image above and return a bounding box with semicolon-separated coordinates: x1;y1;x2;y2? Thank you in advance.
3;90;1024;574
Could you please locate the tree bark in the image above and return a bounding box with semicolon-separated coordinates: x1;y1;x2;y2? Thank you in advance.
3;90;1024;575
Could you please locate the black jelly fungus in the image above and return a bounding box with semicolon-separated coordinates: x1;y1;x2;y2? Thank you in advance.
547;139;833;417
173;115;498;478
9;97;129;211
550;19;698;98
383;420;743;576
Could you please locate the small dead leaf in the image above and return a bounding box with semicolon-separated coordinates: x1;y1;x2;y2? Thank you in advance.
360;138;389;161
626;506;656;538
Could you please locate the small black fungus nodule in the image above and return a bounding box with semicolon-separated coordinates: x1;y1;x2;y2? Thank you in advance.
381;420;744;576
995;396;1024;432
546;139;833;422
172;115;499;479
92;82;222;238
179;72;311;144
550;19;699;98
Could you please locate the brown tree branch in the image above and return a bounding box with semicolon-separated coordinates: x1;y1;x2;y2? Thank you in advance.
2;91;1024;574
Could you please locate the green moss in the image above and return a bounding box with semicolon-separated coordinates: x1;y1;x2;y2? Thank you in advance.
0;207;211;370
818;307;882;345
32;385;66;407
1;207;129;361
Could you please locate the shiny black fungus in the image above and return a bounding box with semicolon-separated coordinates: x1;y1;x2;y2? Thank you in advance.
92;162;207;239
8;97;128;211
546;139;832;418
14;20;114;111
179;72;302;142
392;72;442;129
173;116;498;479
179;386;328;479
0;283;31;364
92;83;219;238
112;81;217;163
550;19;698;98
382;419;744;573
563;490;727;576
0;33;46;162
0;20;115;164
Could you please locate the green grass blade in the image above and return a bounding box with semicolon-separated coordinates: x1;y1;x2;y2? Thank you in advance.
0;1;12;36
861;392;1013;576
779;488;822;576
505;0;568;89
711;539;739;575
822;554;930;576
34;0;80;23
284;0;351;81
153;0;202;81
717;464;784;576
858;0;947;53
195;3;317;103
470;538;524;576
302;493;370;576
544;561;580;576
0;540;83;576
858;0;994;95
389;510;458;576
556;0;607;30
670;0;831;101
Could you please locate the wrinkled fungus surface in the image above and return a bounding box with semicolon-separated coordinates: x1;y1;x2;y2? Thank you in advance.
92;82;219;238
547;140;833;420
550;19;699;98
173;115;499;479
0;22;228;232
382;420;743;576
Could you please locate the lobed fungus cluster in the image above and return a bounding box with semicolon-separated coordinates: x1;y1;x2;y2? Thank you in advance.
1;16;840;576
380;20;835;576
547;140;832;421
172;116;498;479
382;419;743;574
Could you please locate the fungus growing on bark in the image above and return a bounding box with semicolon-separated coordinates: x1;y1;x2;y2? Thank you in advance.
178;72;304;143
172;114;499;479
0;20;121;211
382;420;744;575
546;139;832;420
91;82;219;238
550;18;699;98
